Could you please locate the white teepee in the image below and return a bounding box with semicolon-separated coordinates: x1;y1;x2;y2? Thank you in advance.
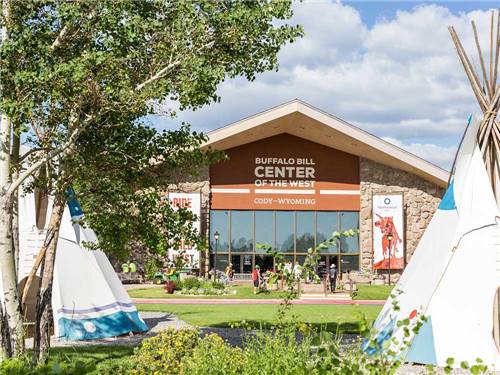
17;189;148;340
368;116;500;369
369;14;500;369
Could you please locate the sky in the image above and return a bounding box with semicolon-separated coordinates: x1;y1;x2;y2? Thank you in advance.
149;1;500;171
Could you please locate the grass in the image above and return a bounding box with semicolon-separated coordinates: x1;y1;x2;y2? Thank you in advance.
129;284;291;299
47;345;133;373
136;303;382;333
352;284;393;300
130;284;393;301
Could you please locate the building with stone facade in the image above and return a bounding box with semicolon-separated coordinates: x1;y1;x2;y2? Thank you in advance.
172;100;448;280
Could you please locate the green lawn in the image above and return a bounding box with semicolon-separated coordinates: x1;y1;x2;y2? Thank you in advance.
353;284;393;300
136;303;382;333
130;284;393;301
129;284;291;299
47;345;133;374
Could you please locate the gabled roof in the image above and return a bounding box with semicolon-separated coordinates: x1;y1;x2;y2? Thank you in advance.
204;99;450;187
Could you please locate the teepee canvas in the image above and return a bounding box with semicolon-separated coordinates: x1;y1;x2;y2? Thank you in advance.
368;14;500;370
368;116;500;369
18;189;148;340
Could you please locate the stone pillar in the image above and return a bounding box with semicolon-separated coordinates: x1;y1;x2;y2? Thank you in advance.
359;158;444;279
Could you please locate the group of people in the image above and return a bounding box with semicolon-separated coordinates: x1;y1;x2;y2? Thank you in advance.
251;265;271;294
223;261;339;294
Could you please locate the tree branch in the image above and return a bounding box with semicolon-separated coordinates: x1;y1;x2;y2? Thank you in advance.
6;123;84;197
134;41;215;92
51;2;96;51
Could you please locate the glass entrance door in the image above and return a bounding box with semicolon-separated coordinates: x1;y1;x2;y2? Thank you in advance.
242;255;253;273
255;255;274;273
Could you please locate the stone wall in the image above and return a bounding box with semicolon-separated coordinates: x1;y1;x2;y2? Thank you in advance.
359;158;445;278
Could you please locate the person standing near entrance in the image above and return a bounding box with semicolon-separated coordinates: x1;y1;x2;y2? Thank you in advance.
329;264;338;293
252;265;261;294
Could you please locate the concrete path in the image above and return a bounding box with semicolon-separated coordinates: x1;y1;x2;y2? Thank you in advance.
132;298;386;305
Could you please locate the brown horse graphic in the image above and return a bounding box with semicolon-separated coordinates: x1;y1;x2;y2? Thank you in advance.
374;214;402;259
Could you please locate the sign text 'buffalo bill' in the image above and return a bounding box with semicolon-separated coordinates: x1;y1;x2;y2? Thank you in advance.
254;157;315;187
168;192;201;268
210;133;361;210
372;193;405;270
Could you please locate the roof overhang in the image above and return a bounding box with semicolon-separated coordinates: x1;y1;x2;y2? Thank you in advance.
204;100;450;187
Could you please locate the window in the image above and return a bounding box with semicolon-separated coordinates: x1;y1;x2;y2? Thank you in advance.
209;210;361;272
276;211;294;252
255;211;274;253
231;211;253;253
340;211;359;253
316;211;339;253
340;255;359;272
296;211;315;252
210;210;229;251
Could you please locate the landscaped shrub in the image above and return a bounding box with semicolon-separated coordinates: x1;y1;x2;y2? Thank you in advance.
211;281;225;290
173;280;183;290
129;328;199;374
144;259;162;280
180;333;245;375
181;277;201;290
243;331;311;375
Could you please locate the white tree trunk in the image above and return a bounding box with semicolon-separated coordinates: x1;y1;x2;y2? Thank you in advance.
11;130;20;272
0;116;24;357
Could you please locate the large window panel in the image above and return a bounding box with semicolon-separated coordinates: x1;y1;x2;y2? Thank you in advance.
296;211;315;252
340;211;360;253
255;211;274;253
210;210;229;252
276;211;294;252
340;255;359;272
214;253;229;271
231;210;254;253
316;211;339;253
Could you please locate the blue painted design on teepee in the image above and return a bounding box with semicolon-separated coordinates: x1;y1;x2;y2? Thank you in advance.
58;310;148;341
406;317;438;365
66;188;84;219
438;180;456;210
362;316;396;355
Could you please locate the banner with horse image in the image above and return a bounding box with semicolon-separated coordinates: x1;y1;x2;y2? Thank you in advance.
372;193;404;270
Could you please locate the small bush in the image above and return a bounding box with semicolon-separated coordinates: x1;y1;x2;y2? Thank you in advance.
130;328;199;374
174;280;183;290
182;277;201;290
211;281;225;290
180;333;245;375
243;331;311;375
144;259;162;280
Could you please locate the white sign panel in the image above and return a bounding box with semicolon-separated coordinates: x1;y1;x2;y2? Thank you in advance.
372;193;404;270
168;192;201;268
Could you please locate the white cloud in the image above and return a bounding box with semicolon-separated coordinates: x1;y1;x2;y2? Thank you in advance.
382;137;457;170
155;1;498;170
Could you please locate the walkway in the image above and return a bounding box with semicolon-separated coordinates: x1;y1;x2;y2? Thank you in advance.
132;298;386;305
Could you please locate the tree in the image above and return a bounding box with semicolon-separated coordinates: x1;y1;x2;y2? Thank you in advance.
0;0;302;359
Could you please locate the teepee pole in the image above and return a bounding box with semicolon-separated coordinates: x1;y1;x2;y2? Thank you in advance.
490;11;495;98
472;20;493;99
449;27;488;111
493;10;500;89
